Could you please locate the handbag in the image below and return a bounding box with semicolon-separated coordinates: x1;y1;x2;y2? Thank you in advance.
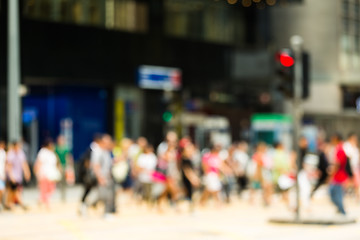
47;168;62;182
152;171;166;183
278;174;295;190
65;166;75;185
246;160;257;179
112;161;129;183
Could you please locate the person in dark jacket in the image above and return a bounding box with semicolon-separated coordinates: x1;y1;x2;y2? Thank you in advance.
298;136;309;171
78;133;102;216
311;139;329;198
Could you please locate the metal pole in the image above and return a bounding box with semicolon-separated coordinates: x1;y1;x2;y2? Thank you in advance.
8;0;21;142
290;35;303;222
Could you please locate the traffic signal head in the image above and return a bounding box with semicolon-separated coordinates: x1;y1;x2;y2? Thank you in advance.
275;49;310;100
279;52;295;67
162;111;173;122
276;48;295;98
301;51;310;99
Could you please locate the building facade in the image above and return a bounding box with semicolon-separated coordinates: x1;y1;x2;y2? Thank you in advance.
271;0;360;137
2;0;277;159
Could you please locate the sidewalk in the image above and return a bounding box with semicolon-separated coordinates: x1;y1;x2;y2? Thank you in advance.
1;185;360;240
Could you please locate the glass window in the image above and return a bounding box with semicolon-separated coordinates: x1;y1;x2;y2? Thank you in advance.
23;0;148;33
339;0;360;70
113;0;148;32
355;1;360;20
343;17;350;33
342;34;351;53
89;0;104;27
165;0;244;44
342;0;349;17
355;35;360;54
355;20;360;35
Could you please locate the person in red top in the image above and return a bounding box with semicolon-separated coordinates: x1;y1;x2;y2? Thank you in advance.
329;134;348;215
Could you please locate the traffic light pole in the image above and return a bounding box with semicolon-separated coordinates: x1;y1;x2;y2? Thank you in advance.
271;37;356;225
7;0;21;142
290;35;304;222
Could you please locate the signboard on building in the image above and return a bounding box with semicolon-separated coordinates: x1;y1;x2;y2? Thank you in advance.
138;65;181;90
231;51;271;80
251;114;293;151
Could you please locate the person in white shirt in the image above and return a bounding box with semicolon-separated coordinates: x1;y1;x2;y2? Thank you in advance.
157;131;178;159
34;139;59;209
232;141;250;196
218;146;233;203
128;137;147;163
91;134;115;217
128;137;147;190
137;144;157;202
343;132;360;200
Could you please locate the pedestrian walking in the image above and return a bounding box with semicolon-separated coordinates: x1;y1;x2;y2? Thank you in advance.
34;139;60;210
136;144;157;203
218;146;233;204
311;139;329;197
128;137;148;200
231;141;250;197
343;132;360;200
293;137;320;212
272;142;293;207
181;142;200;212
156;145;180;212
200;144;223;206
112;138;133;204
91;134;116;218
328;133;349;216
157;131;178;161
5;141;31;210
249;142;273;206
78;133;102;215
55;135;73;202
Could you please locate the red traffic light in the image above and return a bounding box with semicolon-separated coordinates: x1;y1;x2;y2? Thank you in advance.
279;53;294;67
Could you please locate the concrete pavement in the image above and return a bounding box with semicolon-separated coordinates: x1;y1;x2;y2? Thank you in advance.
1;186;360;240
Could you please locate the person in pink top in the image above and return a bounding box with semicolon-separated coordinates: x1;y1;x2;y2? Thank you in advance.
34;139;60;209
200;144;223;206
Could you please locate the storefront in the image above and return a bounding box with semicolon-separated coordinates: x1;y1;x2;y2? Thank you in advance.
22;86;109;161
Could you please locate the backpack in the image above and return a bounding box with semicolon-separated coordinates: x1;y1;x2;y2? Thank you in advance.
78;147;92;183
345;155;353;177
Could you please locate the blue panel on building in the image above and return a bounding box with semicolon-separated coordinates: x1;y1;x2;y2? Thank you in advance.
23;86;107;160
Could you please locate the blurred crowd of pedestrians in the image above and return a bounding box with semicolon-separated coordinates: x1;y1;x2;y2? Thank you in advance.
0;130;359;219
73;130;360;218
0;136;74;211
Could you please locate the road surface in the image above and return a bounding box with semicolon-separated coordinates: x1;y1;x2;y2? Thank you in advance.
1;186;360;240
